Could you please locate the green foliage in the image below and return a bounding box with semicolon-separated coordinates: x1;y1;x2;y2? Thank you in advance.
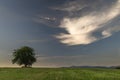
12;46;36;67
0;68;120;80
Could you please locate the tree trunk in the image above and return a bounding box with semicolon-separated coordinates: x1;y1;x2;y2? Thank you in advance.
24;64;27;67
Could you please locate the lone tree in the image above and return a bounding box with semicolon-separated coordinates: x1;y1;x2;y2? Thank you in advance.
12;46;36;67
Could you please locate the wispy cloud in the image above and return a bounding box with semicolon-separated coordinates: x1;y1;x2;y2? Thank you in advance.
34;15;57;27
55;0;120;45
36;53;120;67
52;0;87;12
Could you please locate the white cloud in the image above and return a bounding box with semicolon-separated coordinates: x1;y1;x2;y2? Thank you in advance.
56;0;120;45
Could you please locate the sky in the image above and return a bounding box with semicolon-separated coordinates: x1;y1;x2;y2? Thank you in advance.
0;0;120;67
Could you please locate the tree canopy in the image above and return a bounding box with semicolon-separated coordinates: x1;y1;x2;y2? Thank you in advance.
12;46;36;67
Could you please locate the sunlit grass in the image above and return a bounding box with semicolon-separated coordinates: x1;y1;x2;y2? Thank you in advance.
0;68;120;80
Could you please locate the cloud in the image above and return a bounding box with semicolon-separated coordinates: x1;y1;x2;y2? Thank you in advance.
52;0;87;12
34;15;58;27
36;53;120;67
55;0;120;45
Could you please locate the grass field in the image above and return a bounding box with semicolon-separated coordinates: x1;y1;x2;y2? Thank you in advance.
0;68;120;80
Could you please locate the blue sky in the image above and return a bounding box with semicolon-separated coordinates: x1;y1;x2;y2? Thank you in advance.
0;0;120;67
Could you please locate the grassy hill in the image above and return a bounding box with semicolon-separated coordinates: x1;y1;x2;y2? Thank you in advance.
0;68;120;80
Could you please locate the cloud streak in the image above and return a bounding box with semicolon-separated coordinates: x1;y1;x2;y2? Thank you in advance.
55;0;120;45
36;53;120;67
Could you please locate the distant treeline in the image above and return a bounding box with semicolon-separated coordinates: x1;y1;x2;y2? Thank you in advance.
61;66;120;69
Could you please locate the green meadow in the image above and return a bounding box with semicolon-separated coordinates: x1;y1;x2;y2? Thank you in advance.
0;68;120;80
